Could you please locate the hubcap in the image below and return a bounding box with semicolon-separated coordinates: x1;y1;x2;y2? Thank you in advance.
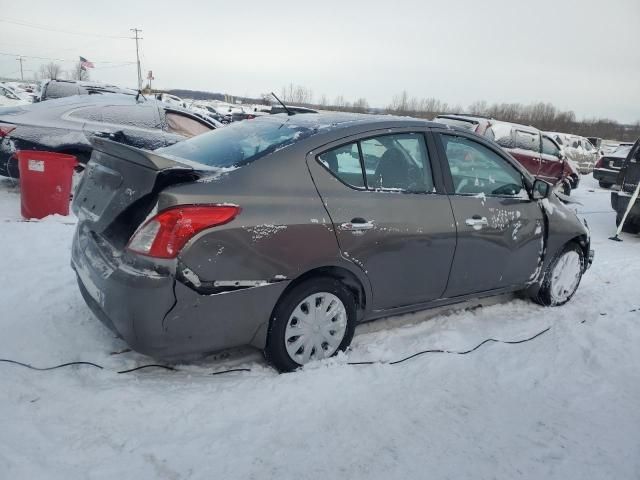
284;292;347;365
550;250;582;304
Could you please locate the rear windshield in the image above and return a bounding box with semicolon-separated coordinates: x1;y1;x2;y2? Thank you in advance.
435;117;478;130
156;117;314;167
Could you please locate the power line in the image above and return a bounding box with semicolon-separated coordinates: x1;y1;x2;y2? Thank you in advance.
0;18;129;39
0;52;135;64
130;28;143;91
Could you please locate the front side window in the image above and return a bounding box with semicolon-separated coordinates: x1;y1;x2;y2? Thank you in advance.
515;130;540;152
542;137;561;157
440;134;527;197
318;133;433;193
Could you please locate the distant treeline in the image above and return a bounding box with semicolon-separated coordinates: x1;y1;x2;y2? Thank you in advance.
169;86;640;142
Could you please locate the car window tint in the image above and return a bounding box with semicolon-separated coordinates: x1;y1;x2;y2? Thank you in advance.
44;82;79;99
318;142;365;188
165;112;211;137
542;137;560;157
440;134;527;198
515;130;540;152
361;133;432;192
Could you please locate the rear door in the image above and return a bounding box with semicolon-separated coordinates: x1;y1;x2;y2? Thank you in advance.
433;131;544;297
307;129;456;311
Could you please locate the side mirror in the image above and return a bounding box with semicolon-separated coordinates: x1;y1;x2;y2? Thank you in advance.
532;179;551;200
557;152;565;160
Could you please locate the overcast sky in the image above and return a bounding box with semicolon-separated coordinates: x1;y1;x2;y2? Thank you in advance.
1;0;638;122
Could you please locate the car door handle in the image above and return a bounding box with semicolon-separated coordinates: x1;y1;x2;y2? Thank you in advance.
465;216;488;227
341;218;374;231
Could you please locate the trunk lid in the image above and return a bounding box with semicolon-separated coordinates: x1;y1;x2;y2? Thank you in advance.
73;137;198;247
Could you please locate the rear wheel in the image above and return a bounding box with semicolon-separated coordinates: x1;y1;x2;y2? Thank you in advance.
533;243;584;306
598;180;612;189
265;277;356;372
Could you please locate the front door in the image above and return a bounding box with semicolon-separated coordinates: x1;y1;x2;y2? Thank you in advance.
434;131;545;297
539;135;565;183
307;130;457;311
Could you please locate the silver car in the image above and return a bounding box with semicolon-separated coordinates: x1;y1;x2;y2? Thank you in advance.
72;113;593;372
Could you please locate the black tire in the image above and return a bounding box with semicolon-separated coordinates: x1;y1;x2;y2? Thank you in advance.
533;243;584;307
616;213;640;234
598;180;612;189
265;277;357;372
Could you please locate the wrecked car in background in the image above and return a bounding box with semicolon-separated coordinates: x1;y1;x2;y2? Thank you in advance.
71;113;593;372
546;132;598;174
593;142;634;188
0;93;221;178
611;139;640;233
435;114;578;194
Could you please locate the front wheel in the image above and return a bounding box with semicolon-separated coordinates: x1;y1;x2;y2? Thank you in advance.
265;277;357;372
533;243;584;306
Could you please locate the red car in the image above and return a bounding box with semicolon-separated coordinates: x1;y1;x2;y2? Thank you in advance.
435;114;578;194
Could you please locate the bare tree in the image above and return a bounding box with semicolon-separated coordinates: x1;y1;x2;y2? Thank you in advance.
69;61;90;81
39;62;62;80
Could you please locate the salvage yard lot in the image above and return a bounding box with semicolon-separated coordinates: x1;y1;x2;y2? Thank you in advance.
1;175;639;479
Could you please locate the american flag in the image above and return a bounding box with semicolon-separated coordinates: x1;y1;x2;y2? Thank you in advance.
79;56;94;70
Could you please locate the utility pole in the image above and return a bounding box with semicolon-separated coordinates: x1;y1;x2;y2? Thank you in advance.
16;56;24;81
130;28;143;91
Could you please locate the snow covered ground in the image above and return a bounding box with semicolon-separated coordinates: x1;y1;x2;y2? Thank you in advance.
1;175;639;479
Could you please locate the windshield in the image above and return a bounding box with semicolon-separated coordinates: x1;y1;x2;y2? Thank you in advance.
156;117;315;167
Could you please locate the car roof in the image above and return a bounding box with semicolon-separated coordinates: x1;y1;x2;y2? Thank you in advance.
264;111;439;130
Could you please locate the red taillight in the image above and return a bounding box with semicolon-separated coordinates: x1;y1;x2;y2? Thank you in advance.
0;124;16;137
594;157;604;168
127;205;240;259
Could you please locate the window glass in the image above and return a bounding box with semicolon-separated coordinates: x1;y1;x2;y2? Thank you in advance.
0;87;19;100
165;112;211;137
583;140;593;151
554;135;564;146
99;105;159;129
361;133;432;192
515;130;540;152
542;137;561;157
440;134;527;197
318;142;365;188
485;123;514;148
157;117;314;167
317;133;433;192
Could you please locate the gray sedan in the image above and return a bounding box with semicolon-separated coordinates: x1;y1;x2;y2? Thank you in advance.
71;113;593;372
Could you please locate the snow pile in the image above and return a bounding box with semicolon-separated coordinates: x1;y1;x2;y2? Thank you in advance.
0;175;639;479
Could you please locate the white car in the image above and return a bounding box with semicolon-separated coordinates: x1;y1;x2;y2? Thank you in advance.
545;131;598;174
0;83;31;108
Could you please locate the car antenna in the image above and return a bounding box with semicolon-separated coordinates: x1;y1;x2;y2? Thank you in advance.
271;92;294;115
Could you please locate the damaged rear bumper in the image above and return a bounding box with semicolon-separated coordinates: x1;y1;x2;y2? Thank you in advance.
71;225;288;359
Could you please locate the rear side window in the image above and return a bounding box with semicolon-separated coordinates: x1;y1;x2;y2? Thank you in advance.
165;112;212;137
157;117;314;168
318;133;433;193
515;130;540;152
486;123;514;148
318;143;365;188
43;82;79;99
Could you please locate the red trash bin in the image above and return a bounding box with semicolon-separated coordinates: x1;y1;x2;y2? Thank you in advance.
16;150;78;219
